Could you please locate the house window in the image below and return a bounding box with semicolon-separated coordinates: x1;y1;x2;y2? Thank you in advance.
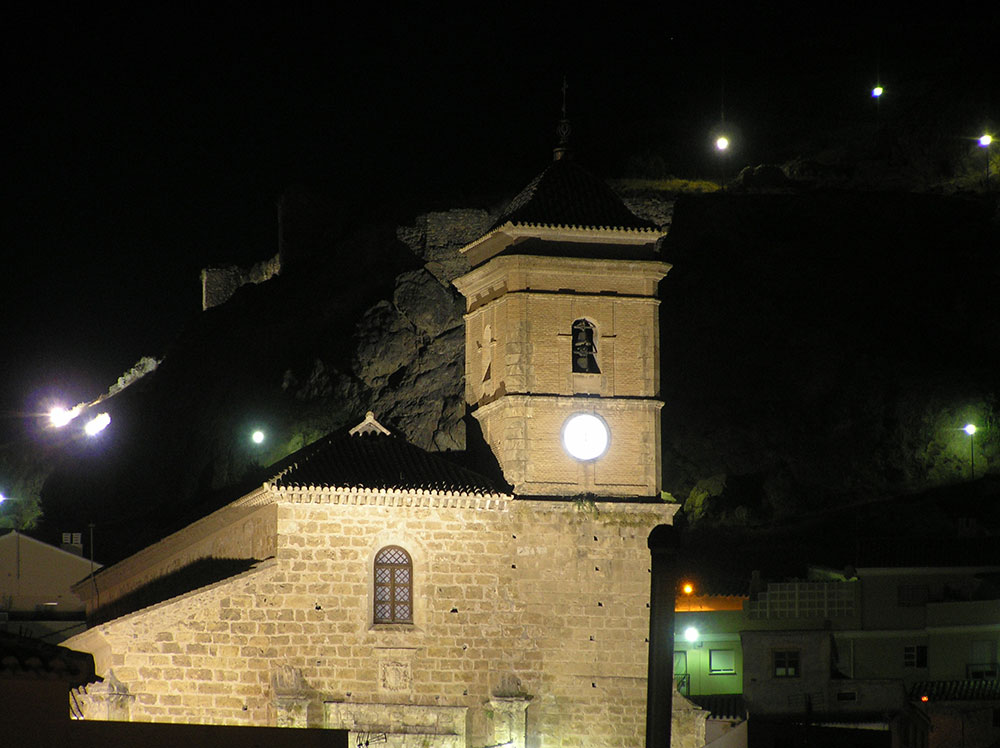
374;546;412;624
572;319;599;373
773;650;800;678
709;649;736;674
904;645;928;668
968;663;999;680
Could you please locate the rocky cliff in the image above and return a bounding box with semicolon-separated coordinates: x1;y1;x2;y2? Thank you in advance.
32;189;1000;567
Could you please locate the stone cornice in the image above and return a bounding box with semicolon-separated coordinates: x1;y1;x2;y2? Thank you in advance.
459;222;664;268
256;484;512;511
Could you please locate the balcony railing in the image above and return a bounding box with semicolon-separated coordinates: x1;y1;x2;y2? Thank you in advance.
676;673;690;697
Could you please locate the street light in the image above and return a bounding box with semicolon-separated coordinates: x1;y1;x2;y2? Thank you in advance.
49;404;83;427
715;135;731;191
964;424;977;479
251;430;265;445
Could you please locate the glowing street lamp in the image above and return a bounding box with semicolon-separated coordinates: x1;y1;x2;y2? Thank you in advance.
871;86;884;98
84;412;111;436
964;424;977;479
251;430;265;445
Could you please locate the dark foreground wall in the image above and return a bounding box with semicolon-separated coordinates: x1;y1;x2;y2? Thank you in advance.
0;681;348;748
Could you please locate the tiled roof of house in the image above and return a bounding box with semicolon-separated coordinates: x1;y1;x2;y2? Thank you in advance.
267;414;507;496
910;679;1000;701
490;158;657;232
688;693;746;720
0;631;100;688
88;557;262;626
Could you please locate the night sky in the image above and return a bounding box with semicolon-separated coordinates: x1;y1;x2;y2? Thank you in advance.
3;4;996;432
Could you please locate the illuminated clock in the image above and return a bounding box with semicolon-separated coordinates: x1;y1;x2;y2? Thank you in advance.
562;413;610;461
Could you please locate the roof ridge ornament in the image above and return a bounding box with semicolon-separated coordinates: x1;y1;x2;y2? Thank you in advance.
349;411;392;437
553;76;571;162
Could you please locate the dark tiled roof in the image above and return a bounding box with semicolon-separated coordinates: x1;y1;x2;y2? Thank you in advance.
491;158;657;232
268;430;507;496
910;679;1000;701
0;631;100;688
688;693;746;720
89;557;261;626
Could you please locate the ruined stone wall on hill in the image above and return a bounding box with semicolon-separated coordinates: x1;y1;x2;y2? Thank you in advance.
201;253;282;310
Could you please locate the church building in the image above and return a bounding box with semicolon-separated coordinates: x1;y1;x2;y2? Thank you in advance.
65;134;678;747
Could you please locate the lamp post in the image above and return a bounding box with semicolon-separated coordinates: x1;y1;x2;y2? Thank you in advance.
979;135;992;189
715;135;730;191
964;424;977;479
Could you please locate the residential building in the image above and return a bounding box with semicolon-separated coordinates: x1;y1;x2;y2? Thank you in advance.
673;565;1000;747
0;529;99;641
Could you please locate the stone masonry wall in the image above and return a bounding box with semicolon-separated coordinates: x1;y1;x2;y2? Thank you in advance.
68;493;675;748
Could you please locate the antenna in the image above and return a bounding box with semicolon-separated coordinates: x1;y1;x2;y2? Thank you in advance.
554;76;572;161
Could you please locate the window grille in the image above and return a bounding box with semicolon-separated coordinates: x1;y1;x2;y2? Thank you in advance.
374;546;412;624
773;650;800;678
746;581;856;619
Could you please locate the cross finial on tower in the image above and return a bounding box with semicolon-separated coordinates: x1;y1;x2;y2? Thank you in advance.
554;76;572;161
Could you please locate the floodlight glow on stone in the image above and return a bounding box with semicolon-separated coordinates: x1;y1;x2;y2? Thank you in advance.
715;136;729;151
84;412;111;436
562;413;609;461
964;424;977;435
252;430;265;444
49;405;82;427
684;626;699;643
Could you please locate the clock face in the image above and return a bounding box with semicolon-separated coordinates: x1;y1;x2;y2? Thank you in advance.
562;413;610;461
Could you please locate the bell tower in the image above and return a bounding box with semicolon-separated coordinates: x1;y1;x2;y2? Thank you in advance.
454;148;670;499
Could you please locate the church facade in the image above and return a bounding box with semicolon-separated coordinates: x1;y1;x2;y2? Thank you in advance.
66;146;677;747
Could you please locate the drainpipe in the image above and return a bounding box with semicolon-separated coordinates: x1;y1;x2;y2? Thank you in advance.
646;524;679;748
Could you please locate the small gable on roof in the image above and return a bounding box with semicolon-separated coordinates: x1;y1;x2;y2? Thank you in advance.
267;413;507;496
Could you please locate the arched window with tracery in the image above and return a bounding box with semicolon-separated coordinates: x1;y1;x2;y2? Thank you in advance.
572;319;599;373
374;546;413;624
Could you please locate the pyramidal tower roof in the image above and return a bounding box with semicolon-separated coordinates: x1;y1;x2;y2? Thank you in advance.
489;157;658;233
462;113;665;268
